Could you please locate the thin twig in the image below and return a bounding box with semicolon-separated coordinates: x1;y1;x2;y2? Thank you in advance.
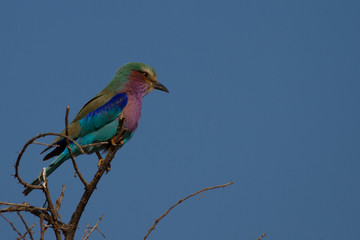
41;168;47;188
84;225;106;238
83;214;104;240
0;212;22;237
17;212;34;240
0;202;46;211
67;145;88;187
17;223;36;240
65;106;70;137
0;205;49;219
15;132;85;194
95;152;103;161
33;141;107;149
64;107;89;188
257;233;266;240
95;227;106;238
0;205;56;231
81;223;90;240
40;213;45;240
32;142;60;148
81;142;109;148
143;181;234;240
54;185;66;215
41;169;62;240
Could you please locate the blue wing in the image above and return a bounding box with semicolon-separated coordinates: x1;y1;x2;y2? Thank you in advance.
78;93;128;137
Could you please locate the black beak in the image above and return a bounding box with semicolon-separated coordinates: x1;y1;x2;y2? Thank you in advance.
153;81;169;93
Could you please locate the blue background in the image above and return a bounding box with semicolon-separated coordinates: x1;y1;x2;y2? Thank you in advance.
1;1;359;239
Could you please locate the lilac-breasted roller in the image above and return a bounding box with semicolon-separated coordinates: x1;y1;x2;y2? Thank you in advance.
23;63;168;195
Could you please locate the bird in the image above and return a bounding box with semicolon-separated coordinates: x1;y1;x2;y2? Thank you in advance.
23;62;169;195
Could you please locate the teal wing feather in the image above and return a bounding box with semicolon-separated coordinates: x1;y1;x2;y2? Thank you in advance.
42;92;126;160
41;91;118;155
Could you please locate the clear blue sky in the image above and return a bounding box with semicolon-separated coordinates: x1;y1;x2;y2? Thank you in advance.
1;1;359;239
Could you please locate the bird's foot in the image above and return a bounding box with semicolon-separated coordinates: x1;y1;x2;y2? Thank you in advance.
97;158;111;173
111;137;124;146
96;152;111;173
96;152;103;167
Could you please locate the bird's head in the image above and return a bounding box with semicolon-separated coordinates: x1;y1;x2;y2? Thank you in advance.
108;63;169;96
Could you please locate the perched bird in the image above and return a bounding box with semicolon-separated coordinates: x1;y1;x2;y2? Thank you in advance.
23;63;168;195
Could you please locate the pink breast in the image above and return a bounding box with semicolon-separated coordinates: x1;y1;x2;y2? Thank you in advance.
122;94;143;132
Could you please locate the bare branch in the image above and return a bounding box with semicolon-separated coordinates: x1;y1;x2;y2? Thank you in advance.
14;132;85;194
81;142;109;148
65;106;70;137
54;185;66;216
17;212;34;240
0;202;46;211
0;202;49;221
39;168;62;240
33;141;107;149
257;233;266;240
94;227;106;238
33;142;60;148
17;223;36;240
0;213;22;237
83;214;104;240
67;145;88;187
65;107;89;188
143;181;234;240
81;223;90;240
40;214;45;240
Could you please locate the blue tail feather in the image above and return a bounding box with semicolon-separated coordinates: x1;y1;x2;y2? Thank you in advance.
22;152;69;196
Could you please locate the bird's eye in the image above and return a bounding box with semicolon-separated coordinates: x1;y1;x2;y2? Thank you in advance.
141;71;148;77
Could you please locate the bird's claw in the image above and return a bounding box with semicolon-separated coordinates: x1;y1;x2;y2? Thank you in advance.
97;158;104;167
97;158;111;173
105;164;111;174
111;138;117;146
111;137;124;146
